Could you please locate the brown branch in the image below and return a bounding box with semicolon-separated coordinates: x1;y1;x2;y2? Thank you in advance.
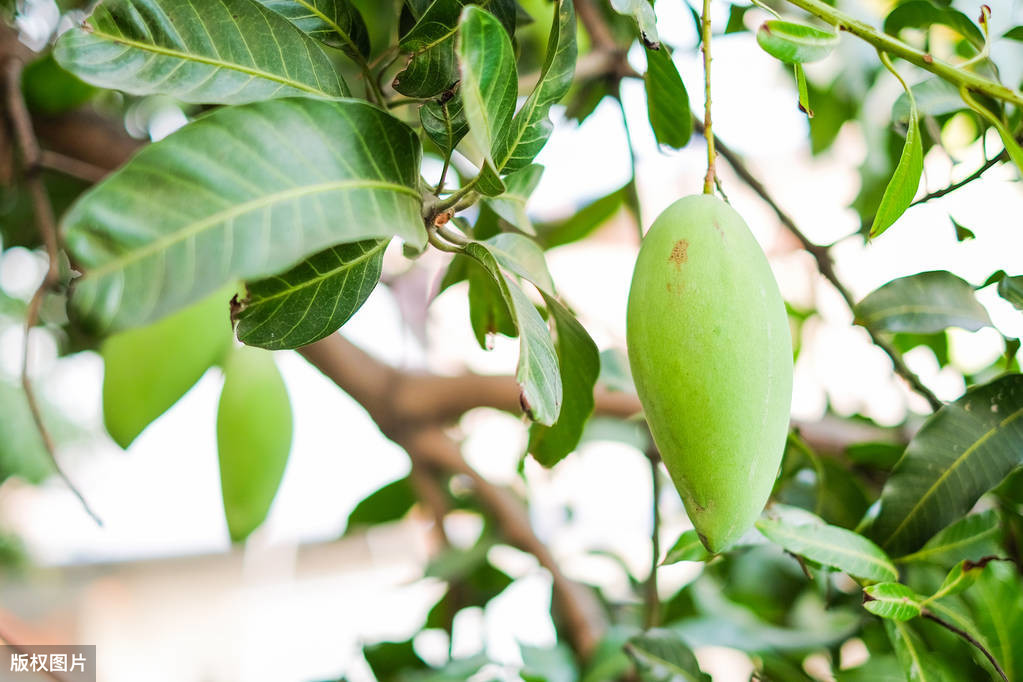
909;151;1005;207
38;149;107;184
921;610;1009;682
299;335;606;658
3;54;102;525
575;0;618;52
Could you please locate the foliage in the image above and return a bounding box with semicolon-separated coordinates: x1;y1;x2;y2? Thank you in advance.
3;0;1023;679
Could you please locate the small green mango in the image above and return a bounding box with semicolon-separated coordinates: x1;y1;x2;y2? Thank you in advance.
217;345;293;542
627;195;792;552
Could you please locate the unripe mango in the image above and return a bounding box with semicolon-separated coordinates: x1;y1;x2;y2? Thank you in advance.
627;195;792;552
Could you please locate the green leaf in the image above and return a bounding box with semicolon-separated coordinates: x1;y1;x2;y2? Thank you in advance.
102;286;234;448
21;54;97;115
853;270;991;334
393;0;462;98
794;63;813;117
662;529;712;564
345;476;417;533
217;346;293;542
256;0;370;60
884;1;985;51
54;0;348;103
610;0;660;47
996;274;1023;310
950;216;975;242
928;559;989;601
62;98;424;334
494;0;577;173
0;380;63;485
465;242;562;425
234;239;387;350
457;5;517;182
421;93;469;156
864;582;924;620
755;516;898;582
644;45;691;148
483;232;556;294
869;95;923;238
364;639;426;680
625;629;710;682
537;185;627;249
466;255;517;348
520;643;579;682
527;296;599;466
482;164;545;234
835;656;906;682
756;20;838;64
871;374;1023;557
886;620;954;682
1004;26;1023;41
892;78;966;124
896;510;1002;565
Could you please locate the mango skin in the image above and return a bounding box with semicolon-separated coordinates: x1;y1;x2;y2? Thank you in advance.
627;195;792;552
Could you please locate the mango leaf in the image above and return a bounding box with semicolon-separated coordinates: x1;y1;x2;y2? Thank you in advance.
344;476;417;534
756;516;898;582
853;270;990;334
996;274;1023;310
884;1;985;51
421;93;469;155
836;656;906;682
662;529;712;564
892;78;966;124
794;64;813;117
537;185;627;249
103;286;234;448
527;295;599;466
217;346;293;542
494;0;576;173
392;0;462;98
756;20;838;64
863;582;924;620
458;5;517;185
610;0;659;47
644;45;691;148
869;95;923;238
896;510;1003;565
520;644;578;682
465;242;562;425
234;239;387;350
484;232;556;294
625;630;710;682
964;561;1023;682
928;558;993;601
256;0;370;60
885;620;954;682
871;374;1023;557
62;98;424;334
466;255;517;348
54;0;348;103
482;164;544;234
0;381;66;485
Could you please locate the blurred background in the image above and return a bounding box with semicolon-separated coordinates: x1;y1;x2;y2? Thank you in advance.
2;0;1023;679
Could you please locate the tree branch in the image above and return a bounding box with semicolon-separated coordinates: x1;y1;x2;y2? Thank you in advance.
2;51;102;525
921;610;1009;682
299;335;606;658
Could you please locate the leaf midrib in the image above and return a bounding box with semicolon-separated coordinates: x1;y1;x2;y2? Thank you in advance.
90;29;337;97
883;405;1023;550
79;180;418;280
764;522;896;578
295;0;364;61
247;240;386;305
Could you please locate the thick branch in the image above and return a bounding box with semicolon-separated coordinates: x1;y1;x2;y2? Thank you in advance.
299;335;606;658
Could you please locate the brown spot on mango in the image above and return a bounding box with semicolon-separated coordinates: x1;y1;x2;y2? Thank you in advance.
668;239;689;268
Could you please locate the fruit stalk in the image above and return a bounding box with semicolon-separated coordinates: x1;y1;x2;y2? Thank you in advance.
701;0;716;194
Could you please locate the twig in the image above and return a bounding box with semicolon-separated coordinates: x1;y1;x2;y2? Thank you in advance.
781;0;1023;108
921;610;1009;682
575;0;618;51
909;152;1005;207
4;57;103;525
695;118;943;411
38;149;106;184
700;0;716;194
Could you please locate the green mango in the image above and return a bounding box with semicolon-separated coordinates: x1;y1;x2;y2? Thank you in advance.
627;195;792;552
217;345;293;542
102;287;234;448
